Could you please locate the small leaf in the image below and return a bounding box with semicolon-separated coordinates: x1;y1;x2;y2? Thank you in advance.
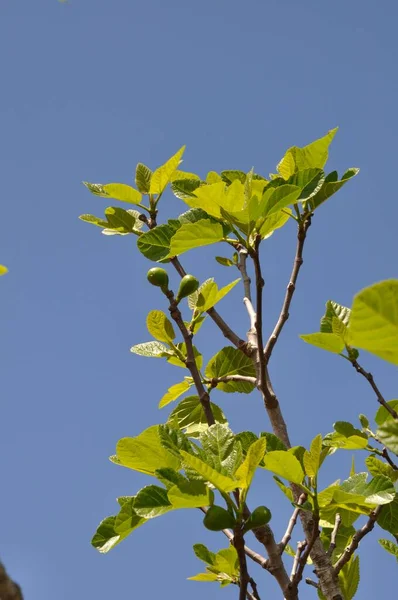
150;146;186;194
159;380;192;408
312;168;359;209
188;572;219;582
262;451;305;484
168;480;211;508
215;256;234;267
320;300;351;333
102;183;143;205
91;516;136;553
134;485;172;518
135;163;152;194
300;332;345;354
130;341;171;358
303;434;323;477
137;220;181;261
235;437;267;490
348;279;398;365
375;400;398;426
168;396;227;436
205;347;256;394
146;310;176;343
193;544;216;565
0;265;8;276
377;421;398;455
167;219;224;258
378;538;398;561
116;425;180;475
180;451;238;493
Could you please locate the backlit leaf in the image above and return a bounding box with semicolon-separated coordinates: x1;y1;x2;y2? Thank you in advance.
146;310;175;343
150;146;186;194
116;425;180;475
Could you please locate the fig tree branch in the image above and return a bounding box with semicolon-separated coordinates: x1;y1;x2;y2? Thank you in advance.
0;562;23;600
350;359;398;420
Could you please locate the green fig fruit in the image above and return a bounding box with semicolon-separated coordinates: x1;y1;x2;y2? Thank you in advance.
203;505;236;531
175;274;199;303
242;506;272;533
147;267;169;290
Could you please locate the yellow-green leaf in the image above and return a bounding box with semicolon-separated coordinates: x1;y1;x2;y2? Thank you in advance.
262;451;304;484
258;209;291;239
303;434;323;477
167;219;224;257
235;437;267;490
116;425;180;475
103;183;143;205
300;332;345;354
0;265;8;276
348;279;398;365
180;451;238;493
146;310;175;343
168;480;211;508
150;146;186;194
159;380;192;408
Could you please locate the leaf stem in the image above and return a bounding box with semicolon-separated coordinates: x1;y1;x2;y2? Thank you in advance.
350;359;398;420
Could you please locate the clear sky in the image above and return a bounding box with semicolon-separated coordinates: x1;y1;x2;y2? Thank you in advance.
1;1;397;598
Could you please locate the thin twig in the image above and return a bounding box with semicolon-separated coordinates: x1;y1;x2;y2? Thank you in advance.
290;541;307;580
252;240;266;393
327;514;342;558
238;247;252;302
171;257;249;353
382;447;398;470
166;292;215;426
291;515;320;587
351;359;398;420
207;375;257;388
249;577;261;600
233;526;250;600
305;578;319;589
264;215;312;362
279;494;307;553
333;507;382;574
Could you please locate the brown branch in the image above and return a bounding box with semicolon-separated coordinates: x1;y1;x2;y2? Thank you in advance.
0;562;23;600
171;257;249;353
351;359;398;420
291;514;320;588
382;447;398;470
233;525;250;600
333;506;382;575
264;214;312;363
207;375;257;388
166;291;215;426
248;577;261;600
279;494;307;553
238;246;252;302
327;513;342;558
290;540;307;580
305;578;319;589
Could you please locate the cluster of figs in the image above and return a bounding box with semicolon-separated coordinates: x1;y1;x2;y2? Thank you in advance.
147;267;199;303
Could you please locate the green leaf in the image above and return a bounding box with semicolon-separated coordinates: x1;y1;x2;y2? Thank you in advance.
323;422;368;450
91;182;143;205
377;495;398;535
135;163;152;194
193;544;216;565
312;168;359;209
280;128;338;176
116;425;180;475
168;396;227;437
260;432;287;452
134;485;172;518
263;184;302;216
262;451;305;484
180;451;238;493
288;168;325;201
193;278;241;314
363;475;395;505
320;525;355;560
377;421;398;455
348;279;398;365
167;219;224;258
300;332;345;354
303;434;323;477
375;400;398;426
167;343;203;370
158;424;191;458
277;151;296;180
188;572;219;582
199;424;236;469
339;555;359;600
171;170;201;182
130;340;171;358
320;300;351;333
114;497;147;535
205;347;256;394
159;380;192;408
221;170;246;184
378;538;398;561
171;178;202;200
146;310;175;343
235;437;267;490
206;171;222;183
215;256;234;267
168;480;211;508
150;146;186;194
80;207;142;235
154;468;187;489
213;546;239;576
236;431;259;454
365;456;398;483
137;220;181;261
258;209;291;239
91;516;137;553
273;476;294;502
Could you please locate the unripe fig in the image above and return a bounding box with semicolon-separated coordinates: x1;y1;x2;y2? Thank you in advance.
175;274;199;303
147;267;169;290
242;506;272;533
203;505;236;531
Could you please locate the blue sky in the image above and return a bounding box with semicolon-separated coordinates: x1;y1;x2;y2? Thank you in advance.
1;0;397;598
